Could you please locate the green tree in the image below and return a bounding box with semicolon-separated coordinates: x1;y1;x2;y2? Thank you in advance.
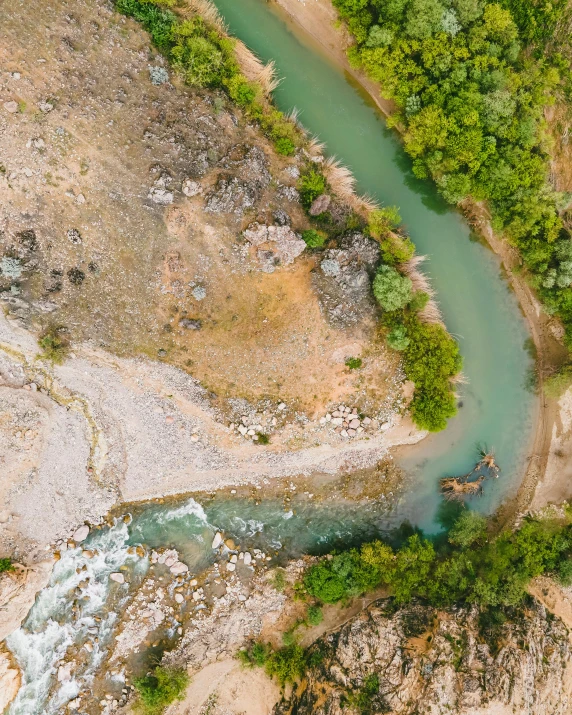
373;265;413;311
387;324;410;351
448;510;487;548
405;0;445;39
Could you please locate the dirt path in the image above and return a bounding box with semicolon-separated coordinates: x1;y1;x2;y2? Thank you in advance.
271;0;569;519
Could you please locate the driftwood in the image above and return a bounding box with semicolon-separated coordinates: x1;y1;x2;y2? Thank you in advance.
439;451;500;501
440;476;485;501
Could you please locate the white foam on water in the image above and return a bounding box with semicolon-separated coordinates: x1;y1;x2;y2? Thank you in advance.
7;520;147;715
156;498;209;525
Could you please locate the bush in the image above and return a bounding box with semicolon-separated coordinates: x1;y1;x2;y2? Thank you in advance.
302;229;327;248
372;265;413;311
448;510;488;547
38;326;70;364
298;170;327;209
0;558;14;573
345;356;363;369
387;324;410;351
274;137;296;155
367;206;402;239
134;666;189;715
265;644;307;685
307;604;324;626
544;365;572;398
272;568;287;592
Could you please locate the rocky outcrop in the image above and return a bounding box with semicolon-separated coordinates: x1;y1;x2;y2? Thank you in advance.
0;562;53;642
278;599;572;715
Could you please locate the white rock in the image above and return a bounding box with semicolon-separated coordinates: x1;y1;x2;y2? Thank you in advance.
325;413;332;421
165;556;176;568
4;101;18;113
277;403;286;411
238;425;247;435
349;419;360;429
341;429;348;437
380;421;391;431
238;594;247;602
362;417;372;425
243;552;252;565
110;572;125;584
347;428;356;437
175;593;184;604
331;417;343;426
226;562;236;572
73;525;89;542
182;179;201;197
230;554;238;564
319;417;326;425
212;532;223;549
170;562;189;575
357;427;364;434
57;663;73;682
148;187;173;205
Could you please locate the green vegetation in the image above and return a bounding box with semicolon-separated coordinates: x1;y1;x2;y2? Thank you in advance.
256;432;270;444
0;558;14;573
303;511;572;607
115;0;300;155
298;169;327;209
307;604;324;625
238;642;309;685
373;265;413;311
271;568;287;592
544;364;572;398
133;666;189;715
302;228;328;248
333;0;572;344
345;356;363;369
37;326;70;364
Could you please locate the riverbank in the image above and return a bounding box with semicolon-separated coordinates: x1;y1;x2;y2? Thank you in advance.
269;0;570;519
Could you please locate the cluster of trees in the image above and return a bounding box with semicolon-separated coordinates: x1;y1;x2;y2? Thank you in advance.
115;0;299;155
304;510;572;607
333;0;572;342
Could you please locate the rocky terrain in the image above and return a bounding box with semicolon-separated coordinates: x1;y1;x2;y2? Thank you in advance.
278;599;572;715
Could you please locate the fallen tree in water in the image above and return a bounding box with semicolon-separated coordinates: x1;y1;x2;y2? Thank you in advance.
440;450;500;501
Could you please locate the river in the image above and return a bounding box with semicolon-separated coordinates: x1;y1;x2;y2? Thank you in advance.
5;0;537;712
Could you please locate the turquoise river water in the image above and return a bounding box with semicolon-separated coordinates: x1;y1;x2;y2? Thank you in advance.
5;1;538;712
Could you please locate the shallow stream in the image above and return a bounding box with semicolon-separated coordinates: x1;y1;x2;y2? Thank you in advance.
6;1;538;712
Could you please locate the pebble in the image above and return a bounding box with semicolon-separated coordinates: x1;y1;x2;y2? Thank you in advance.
175;593;184;604
243;552;252;565
277;402;286;411
170;562;189;575
110;572;125;584
4;101;18;113
226;562;236;572
211;532;223;549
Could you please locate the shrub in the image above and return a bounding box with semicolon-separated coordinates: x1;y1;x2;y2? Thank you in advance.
0;558;14;573
265;644;307;685
171;26;226;87
256;432;270;444
298;170;327;209
274;137;296;155
307;604;324;626
367;206;402;239
372;265;413;312
544;365;572;398
272;568;287;592
345;356;363;369
448;510;487;548
387;324;410;351
225;74;257;107
134;666;189;715
38;326;70;364
302;229;327;248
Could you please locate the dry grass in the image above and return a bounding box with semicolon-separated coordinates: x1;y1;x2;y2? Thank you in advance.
322;156;379;215
306;134;326;157
401;256;445;327
234;41;280;94
181;0;228;31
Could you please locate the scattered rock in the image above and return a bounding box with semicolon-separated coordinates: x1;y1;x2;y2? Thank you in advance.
179;318;202;330
191;286;206;301
309;193;331;216
4;101;18;114
38;102;54;113
149;66;169;85
182;178;202;197
175;593;184;604
170;562;189;575
73;525;89;542
110;572;125;584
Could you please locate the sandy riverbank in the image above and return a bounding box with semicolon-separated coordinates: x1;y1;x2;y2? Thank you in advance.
270;0;570;518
